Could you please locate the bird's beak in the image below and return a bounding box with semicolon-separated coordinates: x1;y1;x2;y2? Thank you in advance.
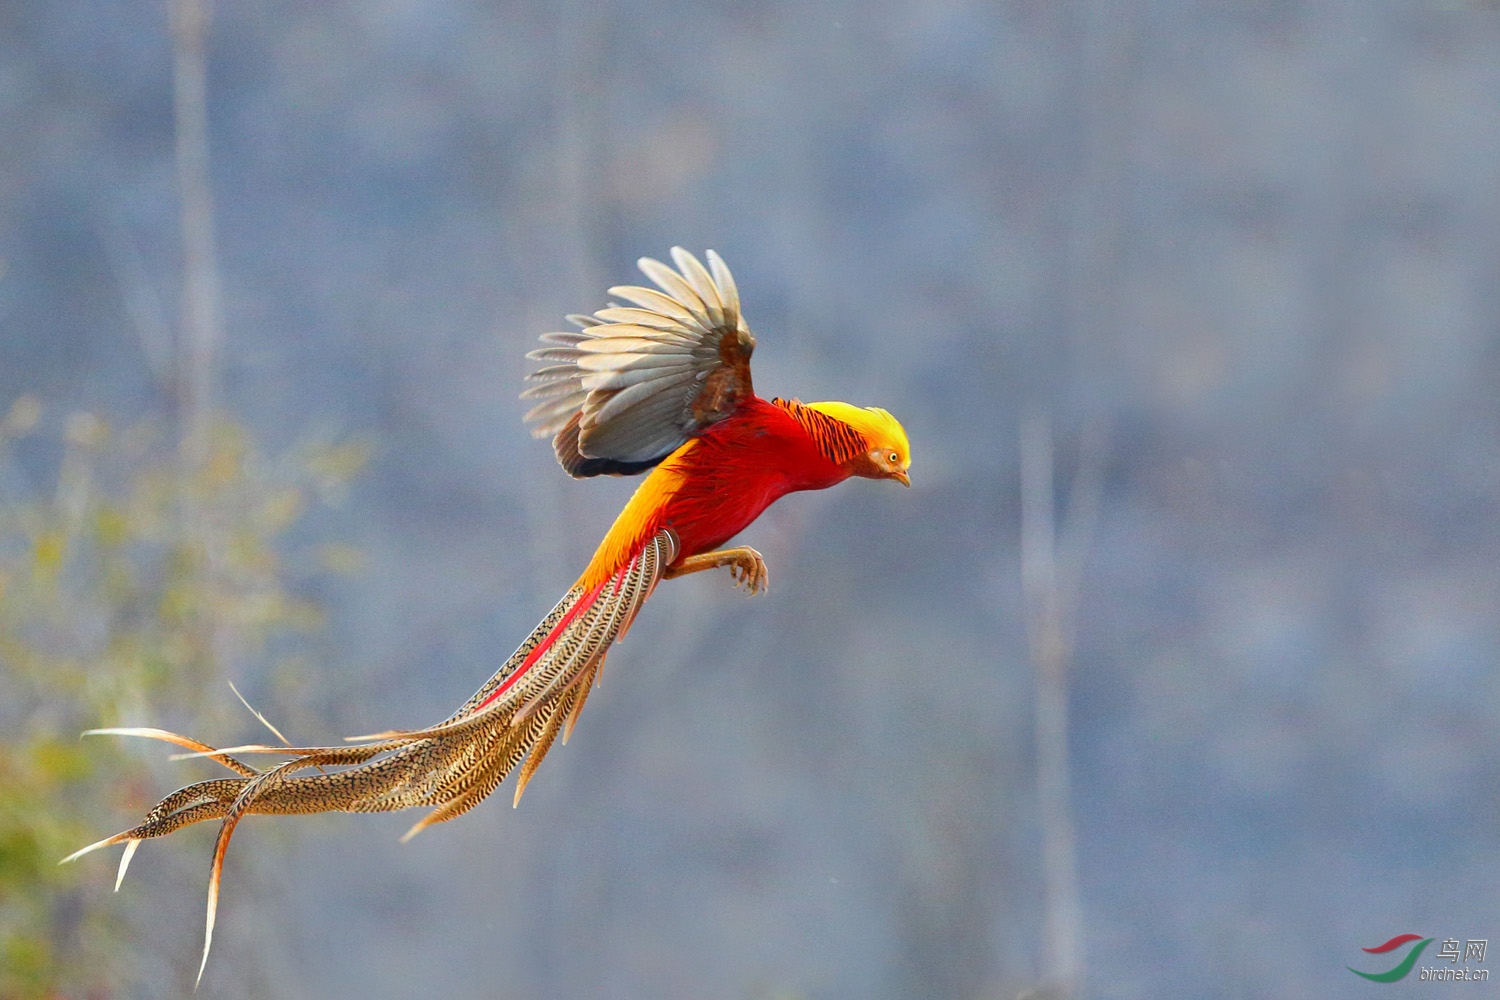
893;469;910;488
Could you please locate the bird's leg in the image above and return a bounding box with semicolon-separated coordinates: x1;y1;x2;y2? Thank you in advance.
664;545;768;595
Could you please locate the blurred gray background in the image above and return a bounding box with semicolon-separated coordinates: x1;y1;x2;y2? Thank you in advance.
5;2;1500;998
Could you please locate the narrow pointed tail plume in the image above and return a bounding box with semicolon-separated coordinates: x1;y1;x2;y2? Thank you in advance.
65;529;678;983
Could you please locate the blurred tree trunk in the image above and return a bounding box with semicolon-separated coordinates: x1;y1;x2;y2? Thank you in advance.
1022;413;1105;1000
1024;2;1130;994
170;0;233;682
171;0;219;476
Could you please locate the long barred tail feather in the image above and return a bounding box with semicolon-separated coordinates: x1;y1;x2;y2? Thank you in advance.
64;529;678;984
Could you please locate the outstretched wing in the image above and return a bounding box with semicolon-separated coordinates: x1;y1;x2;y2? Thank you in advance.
522;247;756;477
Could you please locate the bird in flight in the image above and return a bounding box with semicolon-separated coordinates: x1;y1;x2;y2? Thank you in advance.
65;248;911;981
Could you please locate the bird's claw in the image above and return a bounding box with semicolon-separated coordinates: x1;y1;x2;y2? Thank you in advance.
728;549;769;595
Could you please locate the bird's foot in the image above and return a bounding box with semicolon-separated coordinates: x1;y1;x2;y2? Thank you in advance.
726;547;769;595
665;545;769;595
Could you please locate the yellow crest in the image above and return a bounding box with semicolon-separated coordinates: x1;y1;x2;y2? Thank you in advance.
805;401;911;466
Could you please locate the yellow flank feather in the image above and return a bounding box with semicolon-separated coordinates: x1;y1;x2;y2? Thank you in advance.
805;401;911;466
575;438;699;589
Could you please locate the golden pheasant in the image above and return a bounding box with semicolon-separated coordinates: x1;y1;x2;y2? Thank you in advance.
65;248;911;981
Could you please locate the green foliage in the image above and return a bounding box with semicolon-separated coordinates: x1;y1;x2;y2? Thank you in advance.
0;395;365;998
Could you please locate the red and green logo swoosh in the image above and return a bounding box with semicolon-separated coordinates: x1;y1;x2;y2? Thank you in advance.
1348;934;1433;982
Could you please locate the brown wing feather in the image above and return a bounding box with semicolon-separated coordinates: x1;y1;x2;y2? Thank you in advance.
522;248;756;478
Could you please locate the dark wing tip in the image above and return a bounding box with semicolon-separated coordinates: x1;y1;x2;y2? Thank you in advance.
552;412;672;479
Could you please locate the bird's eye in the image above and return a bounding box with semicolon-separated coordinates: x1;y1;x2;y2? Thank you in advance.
888;452;899;464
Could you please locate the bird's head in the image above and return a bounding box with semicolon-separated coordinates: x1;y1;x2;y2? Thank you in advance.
806;401;912;487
